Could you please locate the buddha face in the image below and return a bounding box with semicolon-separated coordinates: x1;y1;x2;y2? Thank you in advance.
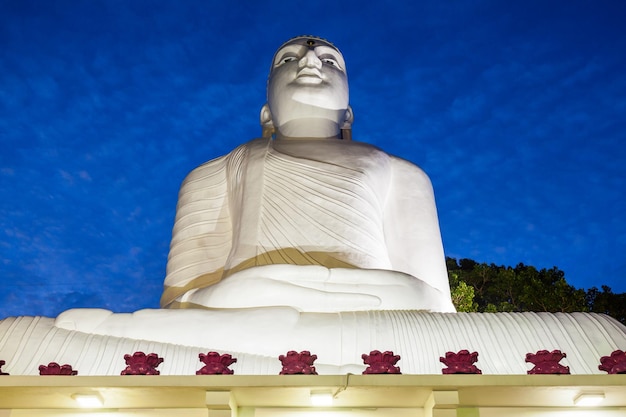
266;37;349;136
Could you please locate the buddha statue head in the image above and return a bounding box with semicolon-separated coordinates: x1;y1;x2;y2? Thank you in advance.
260;36;353;140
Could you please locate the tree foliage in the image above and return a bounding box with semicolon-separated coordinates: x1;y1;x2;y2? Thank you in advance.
446;257;625;324
449;272;478;312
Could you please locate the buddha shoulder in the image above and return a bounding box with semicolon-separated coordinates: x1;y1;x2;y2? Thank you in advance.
180;140;262;185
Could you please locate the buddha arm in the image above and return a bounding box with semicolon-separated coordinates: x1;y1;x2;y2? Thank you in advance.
161;155;233;308
383;157;451;298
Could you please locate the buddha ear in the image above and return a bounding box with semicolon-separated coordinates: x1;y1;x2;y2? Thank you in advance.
341;105;353;140
260;104;275;139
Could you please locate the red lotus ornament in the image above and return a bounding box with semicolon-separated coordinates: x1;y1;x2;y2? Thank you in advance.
0;360;8;376
197;352;237;375
440;350;482;374
525;350;570;375
362;350;402;374
279;350;318;375
599;349;626;374
120;352;164;375
39;362;78;375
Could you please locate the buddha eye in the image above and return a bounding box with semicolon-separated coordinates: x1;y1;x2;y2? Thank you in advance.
319;54;343;70
274;55;298;68
273;54;297;69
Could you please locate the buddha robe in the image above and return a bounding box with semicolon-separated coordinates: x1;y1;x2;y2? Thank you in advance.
162;138;453;311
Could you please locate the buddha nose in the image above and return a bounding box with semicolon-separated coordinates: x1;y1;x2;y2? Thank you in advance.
299;50;322;69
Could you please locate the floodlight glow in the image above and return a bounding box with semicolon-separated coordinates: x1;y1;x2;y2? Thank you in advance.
310;390;333;406
573;392;605;406
72;393;104;408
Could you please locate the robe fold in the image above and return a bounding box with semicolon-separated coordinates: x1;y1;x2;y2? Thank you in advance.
162;138;450;309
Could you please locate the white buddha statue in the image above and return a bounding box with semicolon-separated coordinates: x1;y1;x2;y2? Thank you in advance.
2;36;625;377
162;35;455;313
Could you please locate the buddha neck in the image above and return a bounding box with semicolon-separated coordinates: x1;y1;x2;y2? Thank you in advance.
275;118;341;140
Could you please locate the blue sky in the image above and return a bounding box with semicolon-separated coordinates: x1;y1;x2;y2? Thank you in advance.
1;0;625;318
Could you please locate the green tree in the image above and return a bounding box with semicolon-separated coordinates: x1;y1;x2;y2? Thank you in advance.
448;272;478;312
586;285;626;324
445;257;624;324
